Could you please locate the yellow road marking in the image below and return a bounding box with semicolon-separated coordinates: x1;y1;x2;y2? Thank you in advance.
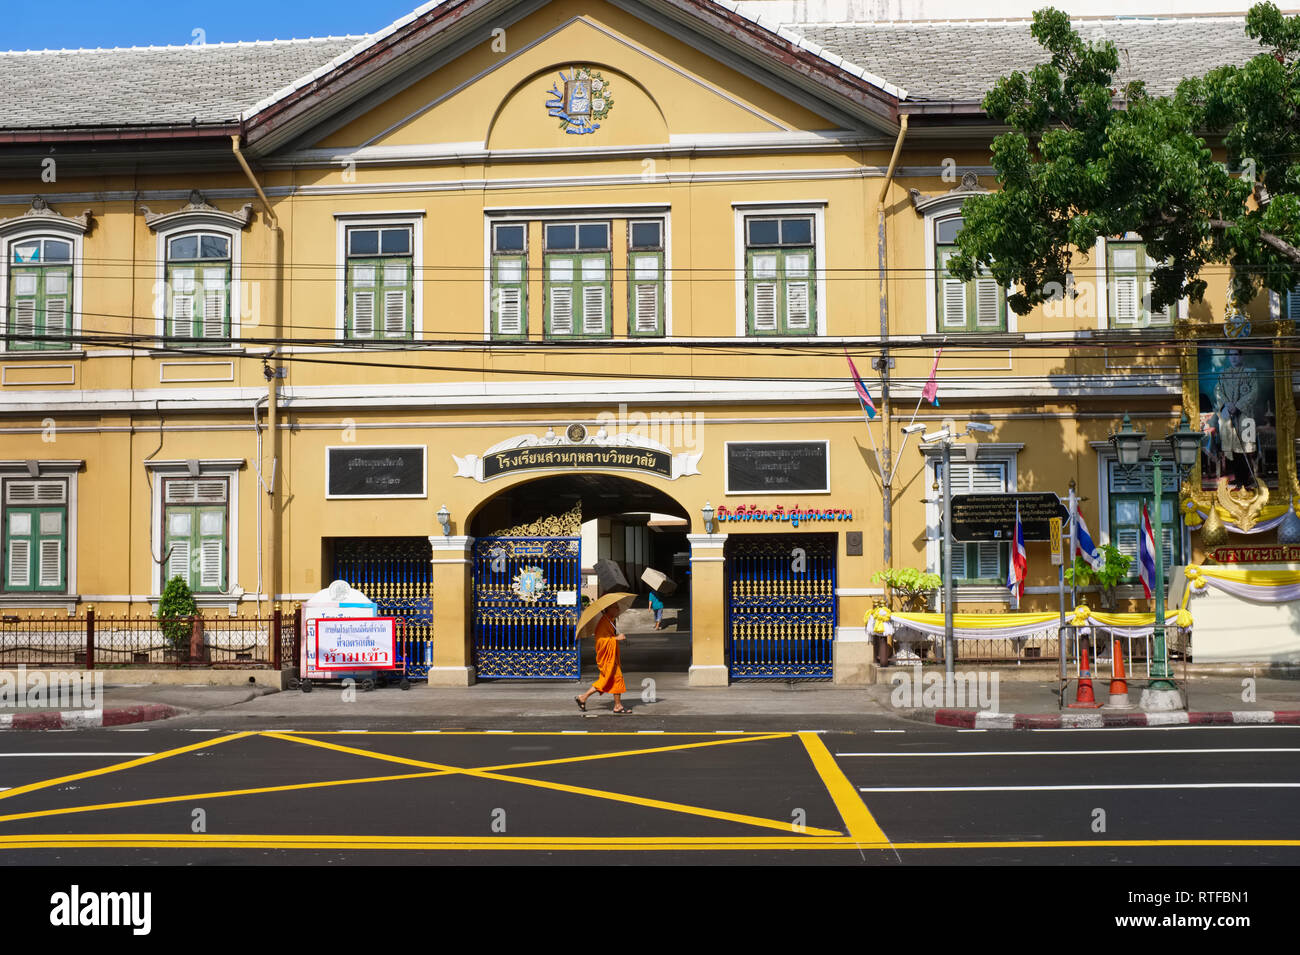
265;731;837;836
0;732;252;804
0;834;1297;852
282;731;776;736
0;769;452;825
798;732;891;845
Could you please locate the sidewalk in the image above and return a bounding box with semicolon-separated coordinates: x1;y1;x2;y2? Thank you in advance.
2;670;1298;730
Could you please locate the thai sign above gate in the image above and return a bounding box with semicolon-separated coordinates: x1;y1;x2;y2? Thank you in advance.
454;427;702;482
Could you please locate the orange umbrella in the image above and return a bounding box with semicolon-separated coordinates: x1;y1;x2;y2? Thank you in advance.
576;592;636;638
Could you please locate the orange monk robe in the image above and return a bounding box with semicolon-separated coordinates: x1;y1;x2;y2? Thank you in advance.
590;614;626;695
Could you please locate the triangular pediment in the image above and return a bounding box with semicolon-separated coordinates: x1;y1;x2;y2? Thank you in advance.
242;0;900;157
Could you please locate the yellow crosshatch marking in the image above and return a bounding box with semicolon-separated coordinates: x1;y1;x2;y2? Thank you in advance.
0;730;887;850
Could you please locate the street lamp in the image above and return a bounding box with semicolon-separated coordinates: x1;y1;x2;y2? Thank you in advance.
701;501;716;535
921;421;994;679
1108;412;1200;704
436;504;451;537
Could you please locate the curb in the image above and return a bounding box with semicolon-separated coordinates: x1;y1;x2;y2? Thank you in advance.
0;704;180;731
925;709;1300;729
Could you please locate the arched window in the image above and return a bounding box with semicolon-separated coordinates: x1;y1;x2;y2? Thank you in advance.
934;214;1006;333
165;231;232;342
8;236;73;349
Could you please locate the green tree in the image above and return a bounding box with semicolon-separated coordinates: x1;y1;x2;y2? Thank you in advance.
158;574;197;651
946;3;1300;314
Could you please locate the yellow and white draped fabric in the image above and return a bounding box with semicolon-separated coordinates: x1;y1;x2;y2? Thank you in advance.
1184;565;1300;604
1181;500;1297;535
865;606;1192;640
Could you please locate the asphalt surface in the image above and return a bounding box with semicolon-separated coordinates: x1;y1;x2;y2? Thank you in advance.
1;723;1297;866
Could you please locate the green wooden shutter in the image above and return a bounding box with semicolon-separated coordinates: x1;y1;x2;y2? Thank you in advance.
747;250;780;334
628;252;663;336
492;255;526;338
784;250;813;332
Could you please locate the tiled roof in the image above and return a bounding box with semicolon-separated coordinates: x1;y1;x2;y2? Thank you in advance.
0;38;362;129
793;16;1265;101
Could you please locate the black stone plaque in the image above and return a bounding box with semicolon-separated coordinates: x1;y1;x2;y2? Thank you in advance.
726;441;829;493
327;446;425;497
950;492;1069;542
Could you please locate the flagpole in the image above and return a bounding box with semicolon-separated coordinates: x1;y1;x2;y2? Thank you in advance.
888;347;943;488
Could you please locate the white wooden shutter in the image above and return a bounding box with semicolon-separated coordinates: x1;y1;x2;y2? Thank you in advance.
199;505;224;589
1287;283;1300;321
975;278;1000;328
171;268;195;336
942;280;966;328
38;538;62;587
784;253;811;330
44;297;67;337
633;283;659;332
496;287;522;335
751;254;778;331
7;481;65;505
1146;280;1171;325
351;292;375;337
13;299;36;338
550;286;573;334
1113;277;1138;325
976;542;1002;578
202;269;225;338
581;286;605;333
948;542;966;579
383;289;407;337
7;512;30;587
167;538;191;584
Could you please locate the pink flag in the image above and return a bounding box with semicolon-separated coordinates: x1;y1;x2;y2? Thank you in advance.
921;348;942;407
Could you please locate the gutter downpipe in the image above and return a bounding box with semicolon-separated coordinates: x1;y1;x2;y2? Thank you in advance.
233;134;283;617
876;114;908;573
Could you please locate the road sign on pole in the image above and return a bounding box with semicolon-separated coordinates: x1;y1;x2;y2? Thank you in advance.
950;492;1070;542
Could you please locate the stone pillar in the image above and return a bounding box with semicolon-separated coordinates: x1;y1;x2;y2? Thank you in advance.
428;535;476;686
687;532;728;686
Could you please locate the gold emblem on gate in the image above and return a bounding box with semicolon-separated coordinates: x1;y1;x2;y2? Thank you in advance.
512;566;549;602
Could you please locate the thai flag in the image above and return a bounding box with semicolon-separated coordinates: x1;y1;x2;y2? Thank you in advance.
1137;502;1158;600
844;353;877;420
1007;501;1027;601
1071;509;1104;571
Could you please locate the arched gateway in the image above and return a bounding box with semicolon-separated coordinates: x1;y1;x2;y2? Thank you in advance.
466;473;691;680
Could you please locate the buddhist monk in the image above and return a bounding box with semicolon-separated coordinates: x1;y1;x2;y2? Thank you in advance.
575;604;630;714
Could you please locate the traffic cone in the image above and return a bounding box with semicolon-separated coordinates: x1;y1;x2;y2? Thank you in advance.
1105;637;1133;710
1068;639;1102;709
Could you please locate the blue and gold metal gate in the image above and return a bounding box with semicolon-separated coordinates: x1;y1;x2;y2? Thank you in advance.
726;534;836;680
472;536;582;679
331;537;433;679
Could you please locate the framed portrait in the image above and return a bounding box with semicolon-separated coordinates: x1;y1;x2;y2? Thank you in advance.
1197;345;1279;490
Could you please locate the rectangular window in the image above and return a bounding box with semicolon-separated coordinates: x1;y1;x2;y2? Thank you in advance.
491;223;527;339
162;478;228;593
935;460;1009;585
8;237;73;350
933;216;1005;333
1108;242;1172;327
1285;281;1300;322
3;479;67;592
628;220;664;337
166;233;231;344
545;221;610;338
1108;461;1180;579
346;226;413;340
745;216;814;336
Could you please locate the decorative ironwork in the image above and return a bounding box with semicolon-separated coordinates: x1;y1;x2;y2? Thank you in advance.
331;538;433;679
489;502;582;537
726;534;836;680
473;536;581;679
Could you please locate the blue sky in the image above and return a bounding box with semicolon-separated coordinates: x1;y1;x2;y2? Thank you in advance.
1;1;427;50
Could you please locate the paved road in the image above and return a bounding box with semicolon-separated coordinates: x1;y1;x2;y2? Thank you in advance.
0;722;1296;865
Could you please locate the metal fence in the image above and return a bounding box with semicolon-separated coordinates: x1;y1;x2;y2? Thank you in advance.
0;607;301;668
891;633;1061;665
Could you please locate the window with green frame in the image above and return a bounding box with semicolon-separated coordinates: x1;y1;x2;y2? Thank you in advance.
345;226;413;340
1108;461;1180;580
628;220;664;337
935;215;1005;332
545;222;610;338
935;459;1010;584
162;478;228;593
8;237;72;350
490;223;527;339
1107;241;1172;327
745;216;814;335
165;232;231;344
3;479;67;592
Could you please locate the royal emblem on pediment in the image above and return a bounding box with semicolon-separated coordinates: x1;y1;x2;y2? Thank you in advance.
545;67;613;135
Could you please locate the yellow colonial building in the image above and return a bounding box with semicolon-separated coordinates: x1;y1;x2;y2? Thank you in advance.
2;1;1295;683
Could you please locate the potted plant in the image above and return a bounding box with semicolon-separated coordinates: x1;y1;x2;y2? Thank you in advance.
158;575;197;661
873;567;942;612
1064;544;1134;610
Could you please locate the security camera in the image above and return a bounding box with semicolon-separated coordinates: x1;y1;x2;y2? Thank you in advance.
901;423;927;435
921;429;953;443
965;421;995;433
